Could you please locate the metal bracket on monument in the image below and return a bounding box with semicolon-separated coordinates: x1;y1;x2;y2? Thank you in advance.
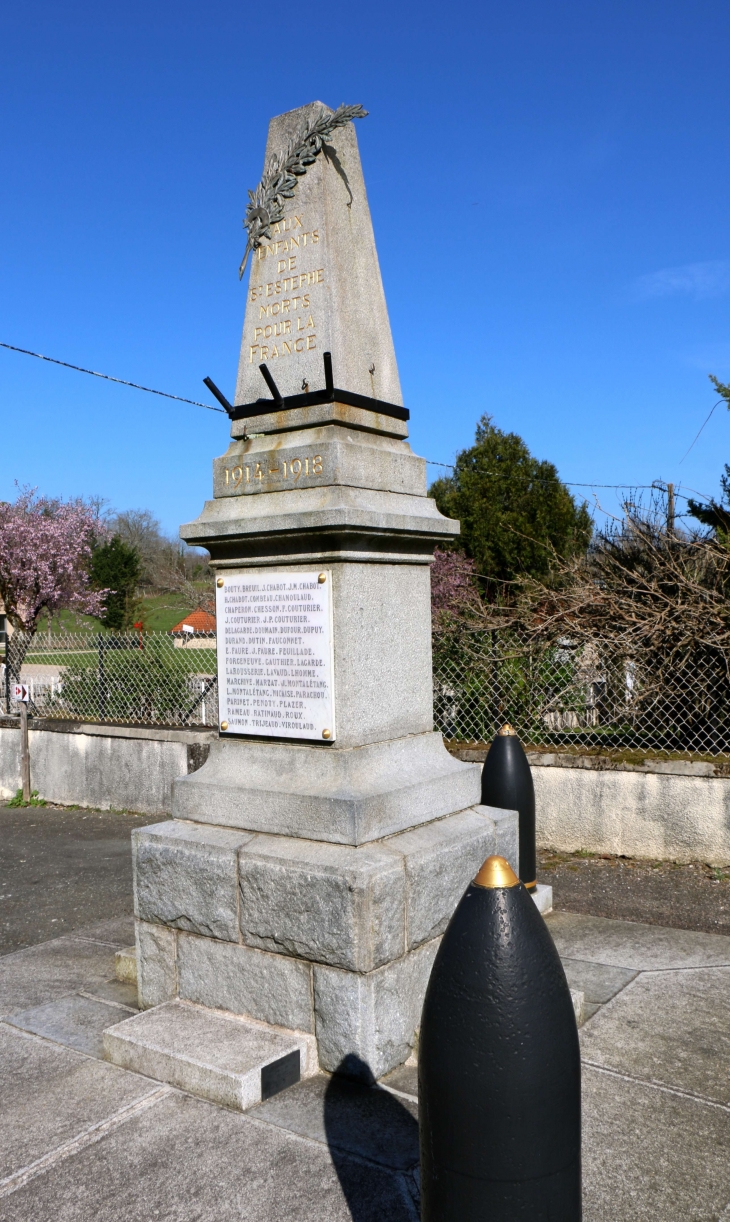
203;353;409;423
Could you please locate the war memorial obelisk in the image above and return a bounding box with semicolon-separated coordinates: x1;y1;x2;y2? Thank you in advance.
105;103;518;1099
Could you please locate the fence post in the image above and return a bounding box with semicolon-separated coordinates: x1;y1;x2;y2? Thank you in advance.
98;634;107;720
19;700;31;802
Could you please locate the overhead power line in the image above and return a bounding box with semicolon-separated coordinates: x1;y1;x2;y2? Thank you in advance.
0;341;226;413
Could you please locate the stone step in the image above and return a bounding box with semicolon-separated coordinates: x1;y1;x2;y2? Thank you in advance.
103;1000;318;1111
114;946;137;985
531;883;553;914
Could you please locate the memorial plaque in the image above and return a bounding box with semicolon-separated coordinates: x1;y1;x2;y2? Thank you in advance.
216;570;335;741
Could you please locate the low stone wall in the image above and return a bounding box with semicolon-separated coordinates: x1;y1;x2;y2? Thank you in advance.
0;717;215;815
454;748;730;867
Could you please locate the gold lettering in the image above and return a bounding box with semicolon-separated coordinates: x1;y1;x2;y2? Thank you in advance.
290;458;302;481
306;335;316;350
282;341;292;355
293;215;303;229
254;462;263;481
245;466;250;483
259;305;269;318
289;236;299;250
313;454;323;474
225;468;230;485
304;457;310;476
270;345;279;358
277;259;287;273
303;294;310;308
282;299;291;313
249;345;259;363
261;345;269;358
231;466;243;488
288;256;296;271
271;302;280;316
294;338;304;352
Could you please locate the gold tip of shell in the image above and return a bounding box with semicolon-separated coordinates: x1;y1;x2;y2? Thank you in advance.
473;855;520;889
322;728;331;739
216;578;224;588
498;723;517;736
220;721;228;731
318;573;327;583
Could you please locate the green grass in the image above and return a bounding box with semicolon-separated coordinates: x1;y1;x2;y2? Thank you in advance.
21;643;217;674
33;585;212;636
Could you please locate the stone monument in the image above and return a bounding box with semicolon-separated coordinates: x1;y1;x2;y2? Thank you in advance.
105;102;519;1102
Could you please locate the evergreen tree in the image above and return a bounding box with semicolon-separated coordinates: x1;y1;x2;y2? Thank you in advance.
687;378;730;536
430;414;592;585
90;535;141;630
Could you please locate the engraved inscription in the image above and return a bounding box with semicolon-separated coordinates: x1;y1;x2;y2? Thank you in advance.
221;454;324;494
246;210;324;365
216;572;335;741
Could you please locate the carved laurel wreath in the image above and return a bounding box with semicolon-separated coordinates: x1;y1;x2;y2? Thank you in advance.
239;103;368;279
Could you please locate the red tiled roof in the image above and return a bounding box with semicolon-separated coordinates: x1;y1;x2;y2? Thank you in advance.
170;609;217;634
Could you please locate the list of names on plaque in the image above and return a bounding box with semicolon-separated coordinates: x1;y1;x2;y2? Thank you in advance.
215;570;335;741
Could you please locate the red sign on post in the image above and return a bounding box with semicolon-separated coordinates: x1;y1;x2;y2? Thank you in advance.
13;683;30;703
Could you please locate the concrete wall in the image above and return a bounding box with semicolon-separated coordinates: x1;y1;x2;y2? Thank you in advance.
455;748;730;867
3;718;730;864
0;718;215;815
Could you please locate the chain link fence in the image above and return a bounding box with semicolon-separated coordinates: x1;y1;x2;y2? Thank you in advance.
2;628;218;728
4;626;730;759
433;632;730;758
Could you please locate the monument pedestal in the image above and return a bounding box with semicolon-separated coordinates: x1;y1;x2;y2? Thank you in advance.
120;399;518;1083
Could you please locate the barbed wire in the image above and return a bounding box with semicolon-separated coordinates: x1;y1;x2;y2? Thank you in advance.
0;339;719;506
0;341;226;413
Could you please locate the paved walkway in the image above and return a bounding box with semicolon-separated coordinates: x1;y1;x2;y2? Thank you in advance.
1;909;729;1219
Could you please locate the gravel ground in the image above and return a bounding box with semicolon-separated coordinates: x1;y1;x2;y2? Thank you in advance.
0;804;166;954
539;848;730;935
4;802;729;957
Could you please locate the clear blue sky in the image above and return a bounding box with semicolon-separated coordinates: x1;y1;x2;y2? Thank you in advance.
2;0;730;535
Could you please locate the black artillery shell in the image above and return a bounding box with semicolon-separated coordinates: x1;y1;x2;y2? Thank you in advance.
481;733;537;888
419;883;581;1221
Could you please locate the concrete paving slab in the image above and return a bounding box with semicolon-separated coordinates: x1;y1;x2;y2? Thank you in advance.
0;1088;420;1221
103;1000;316;1111
580;966;730;1104
251;1073;419;1171
561;957;638;1003
0;936;119;1017
582;1064;730;1220
379;1064;418;1101
81;979;138;1010
8;994;135;1058
546;911;730;970
68;916;136;947
0;1024;158;1183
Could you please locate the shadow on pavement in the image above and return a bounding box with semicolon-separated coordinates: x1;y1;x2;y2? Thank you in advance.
324;1056;419;1220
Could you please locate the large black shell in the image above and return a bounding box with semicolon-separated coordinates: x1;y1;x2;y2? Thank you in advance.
481;734;537;887
419;882;581;1221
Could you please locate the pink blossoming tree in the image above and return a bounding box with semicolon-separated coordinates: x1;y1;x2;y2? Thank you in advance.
431;548;481;618
0;488;108;638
